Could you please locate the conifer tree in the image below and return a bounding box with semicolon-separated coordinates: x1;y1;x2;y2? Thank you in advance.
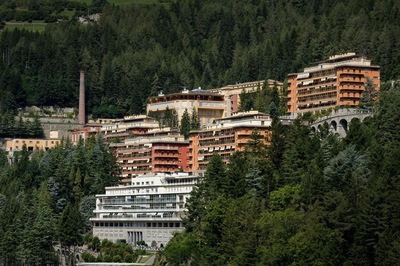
180;108;191;139
190;108;200;130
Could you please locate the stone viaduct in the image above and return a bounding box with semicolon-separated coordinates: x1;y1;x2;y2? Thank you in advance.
309;108;374;137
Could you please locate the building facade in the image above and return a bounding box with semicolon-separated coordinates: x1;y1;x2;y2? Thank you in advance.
6;138;62;152
147;89;225;127
287;53;380;113
101;115;160;144
212;79;283;117
110;128;189;185
189;111;272;172
91;172;201;247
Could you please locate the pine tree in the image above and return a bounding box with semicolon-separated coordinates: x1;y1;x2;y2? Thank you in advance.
190;108;200;129
180;108;191;139
58;202;84;266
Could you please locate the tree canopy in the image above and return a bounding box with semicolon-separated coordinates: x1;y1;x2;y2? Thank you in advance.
158;83;400;266
1;0;400;117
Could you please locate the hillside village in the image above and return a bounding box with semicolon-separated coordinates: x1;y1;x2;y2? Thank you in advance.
4;0;400;264
1;52;381;248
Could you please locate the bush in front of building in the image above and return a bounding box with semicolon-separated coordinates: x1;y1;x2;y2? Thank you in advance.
83;234;147;263
81;252;96;262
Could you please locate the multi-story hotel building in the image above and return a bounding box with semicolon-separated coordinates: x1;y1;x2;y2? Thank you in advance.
70;116;160;145
146;89;225;127
287;53;380;113
189;111;272;172
91;172;201;246
212;79;283;117
101;115;160;144
110;128;189;185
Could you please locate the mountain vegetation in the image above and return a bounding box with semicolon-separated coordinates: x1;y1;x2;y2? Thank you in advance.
1;0;400;265
1;0;400;118
157;82;400;265
0;136;121;265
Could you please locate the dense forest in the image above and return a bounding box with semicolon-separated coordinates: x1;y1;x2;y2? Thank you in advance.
156;83;400;265
1;0;400;117
0;136;121;265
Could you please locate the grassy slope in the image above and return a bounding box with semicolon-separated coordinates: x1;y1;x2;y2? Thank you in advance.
74;0;160;5
4;21;47;32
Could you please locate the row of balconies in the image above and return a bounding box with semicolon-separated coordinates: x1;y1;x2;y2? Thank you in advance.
339;78;366;85
297;92;337;103
199;138;235;146
197;133;235;141
117;147;150;153
152;167;179;172
153;153;179;158
298;100;337;110
118;154;152;159
153;161;178;165
297;85;337;96
297;77;337;88
153;146;180;151
339;92;361;98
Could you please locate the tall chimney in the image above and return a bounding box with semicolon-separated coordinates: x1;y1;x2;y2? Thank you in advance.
78;71;86;125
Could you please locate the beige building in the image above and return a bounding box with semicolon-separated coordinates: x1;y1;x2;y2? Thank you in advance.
212;80;283;117
6;138;62;152
146;89;225;126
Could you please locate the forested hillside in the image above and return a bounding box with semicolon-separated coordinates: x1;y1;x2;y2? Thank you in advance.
1;0;400;117
0;136;121;265
157;83;400;265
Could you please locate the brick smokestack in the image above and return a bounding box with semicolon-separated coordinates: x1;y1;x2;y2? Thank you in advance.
78;71;86;125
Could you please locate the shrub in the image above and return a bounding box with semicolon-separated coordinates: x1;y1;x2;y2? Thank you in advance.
81;252;96;262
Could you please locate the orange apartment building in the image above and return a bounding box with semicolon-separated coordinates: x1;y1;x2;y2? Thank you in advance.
146;89;225;126
110;128;189;185
287;52;380;113
212;80;283;117
188;111;272;172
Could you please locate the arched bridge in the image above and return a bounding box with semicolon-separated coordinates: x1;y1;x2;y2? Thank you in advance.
309;108;374;137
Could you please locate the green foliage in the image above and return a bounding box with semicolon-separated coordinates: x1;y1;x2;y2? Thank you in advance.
190;108;200;130
83;235;141;263
0;113;44;138
179;108;190;139
0;0;398;116
162;80;400;266
0;134;121;265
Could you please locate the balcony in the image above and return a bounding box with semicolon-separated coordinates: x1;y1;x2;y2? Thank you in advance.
198;101;225;108
118;154;152;159
153;153;178;158
297;92;337;103
153;146;179;151
153;161;178;165
117;147;150;153
152;167;179;172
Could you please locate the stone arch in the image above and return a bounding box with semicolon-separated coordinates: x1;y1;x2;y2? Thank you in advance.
317;124;322;132
339;118;348;133
361;116;372;123
311;126;316;133
330;120;337;131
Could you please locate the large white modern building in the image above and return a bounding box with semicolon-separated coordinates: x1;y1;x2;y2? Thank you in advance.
91;172;202;247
